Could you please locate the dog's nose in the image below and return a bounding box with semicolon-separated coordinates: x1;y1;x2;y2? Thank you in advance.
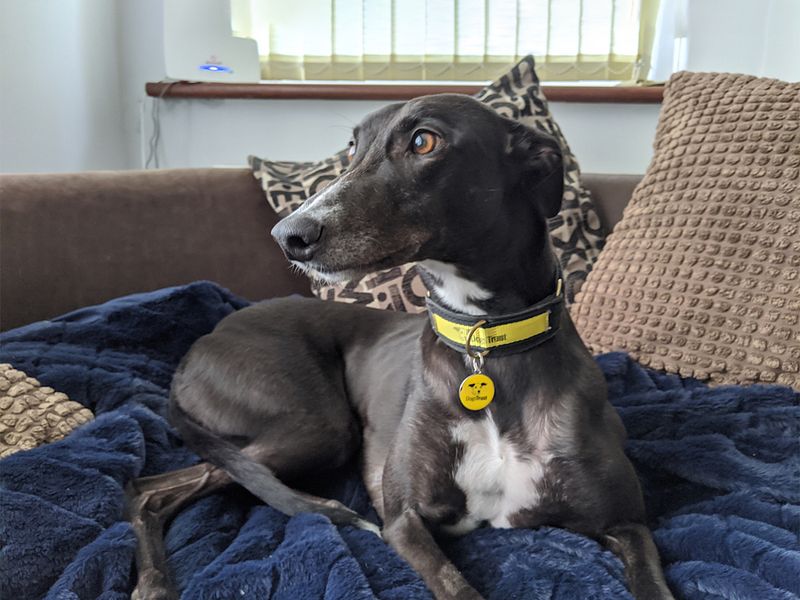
271;216;324;262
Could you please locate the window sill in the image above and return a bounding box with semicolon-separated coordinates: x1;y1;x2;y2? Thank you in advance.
145;81;663;103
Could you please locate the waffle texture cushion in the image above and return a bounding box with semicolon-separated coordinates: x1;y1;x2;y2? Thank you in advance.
572;71;800;388
0;363;93;458
250;55;605;309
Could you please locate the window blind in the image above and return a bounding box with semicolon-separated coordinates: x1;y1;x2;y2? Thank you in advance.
231;0;661;82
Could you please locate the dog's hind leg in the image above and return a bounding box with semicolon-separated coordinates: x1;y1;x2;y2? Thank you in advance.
126;462;232;600
126;436;377;600
172;402;381;536
602;522;675;600
220;446;381;534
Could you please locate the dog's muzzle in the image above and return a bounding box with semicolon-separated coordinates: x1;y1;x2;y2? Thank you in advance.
271;215;324;262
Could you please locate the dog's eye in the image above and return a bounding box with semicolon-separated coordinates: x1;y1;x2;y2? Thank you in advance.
411;131;438;155
347;141;356;159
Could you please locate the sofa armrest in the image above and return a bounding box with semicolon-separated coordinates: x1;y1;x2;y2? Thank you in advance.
0;168;312;331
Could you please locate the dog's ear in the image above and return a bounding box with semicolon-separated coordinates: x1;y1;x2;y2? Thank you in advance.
505;121;564;219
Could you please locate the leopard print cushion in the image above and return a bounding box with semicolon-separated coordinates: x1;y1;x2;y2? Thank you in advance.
571;72;800;388
0;364;93;459
251;56;605;309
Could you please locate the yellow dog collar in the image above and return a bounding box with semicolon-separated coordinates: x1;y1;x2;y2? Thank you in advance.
426;275;564;356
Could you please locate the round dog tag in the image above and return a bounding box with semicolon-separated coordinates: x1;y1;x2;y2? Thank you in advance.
458;373;495;411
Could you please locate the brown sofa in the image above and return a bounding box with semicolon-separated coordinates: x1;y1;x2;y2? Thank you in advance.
0;169;641;331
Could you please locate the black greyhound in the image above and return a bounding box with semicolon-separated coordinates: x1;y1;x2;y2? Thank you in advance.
127;94;674;600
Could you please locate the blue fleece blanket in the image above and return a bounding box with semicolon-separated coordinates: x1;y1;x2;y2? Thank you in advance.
1;282;797;600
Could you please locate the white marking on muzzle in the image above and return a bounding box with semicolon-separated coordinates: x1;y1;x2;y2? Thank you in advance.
293;172;352;222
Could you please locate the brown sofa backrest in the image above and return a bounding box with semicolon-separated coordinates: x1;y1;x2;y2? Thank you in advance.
0;168;312;330
0;168;641;331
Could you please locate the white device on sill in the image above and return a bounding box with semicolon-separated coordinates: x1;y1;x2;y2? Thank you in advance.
163;0;260;83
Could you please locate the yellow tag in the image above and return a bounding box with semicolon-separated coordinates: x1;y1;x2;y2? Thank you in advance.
459;373;495;411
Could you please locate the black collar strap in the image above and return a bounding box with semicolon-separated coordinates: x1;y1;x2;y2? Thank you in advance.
425;273;564;357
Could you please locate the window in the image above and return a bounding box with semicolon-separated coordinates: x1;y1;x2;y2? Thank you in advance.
231;0;661;82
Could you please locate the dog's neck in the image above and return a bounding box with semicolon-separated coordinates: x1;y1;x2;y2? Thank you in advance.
419;236;559;316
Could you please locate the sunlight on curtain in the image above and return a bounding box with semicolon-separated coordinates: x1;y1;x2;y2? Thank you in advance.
230;0;661;82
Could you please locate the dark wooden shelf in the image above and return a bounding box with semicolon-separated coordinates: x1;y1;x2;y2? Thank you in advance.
145;81;664;103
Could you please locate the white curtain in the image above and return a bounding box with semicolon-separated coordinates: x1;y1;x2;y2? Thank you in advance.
647;0;687;82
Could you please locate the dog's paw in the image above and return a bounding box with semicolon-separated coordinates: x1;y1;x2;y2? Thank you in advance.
132;568;179;600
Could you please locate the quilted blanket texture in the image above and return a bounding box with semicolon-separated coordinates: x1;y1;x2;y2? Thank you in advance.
0;282;797;600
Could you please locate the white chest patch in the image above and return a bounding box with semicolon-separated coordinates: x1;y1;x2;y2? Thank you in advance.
443;413;551;535
420;260;493;316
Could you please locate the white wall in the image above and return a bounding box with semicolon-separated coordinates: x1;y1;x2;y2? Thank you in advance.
1;0;797;175
685;0;800;81
760;0;800;81
117;0;167;169
0;0;127;173
154;98;390;164
140;96;661;174
70;0;664;175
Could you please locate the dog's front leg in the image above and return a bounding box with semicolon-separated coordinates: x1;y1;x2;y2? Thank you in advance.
602;522;675;600
384;509;483;600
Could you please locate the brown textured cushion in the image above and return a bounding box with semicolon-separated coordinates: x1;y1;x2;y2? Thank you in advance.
572;71;800;388
251;56;605;311
0;364;93;458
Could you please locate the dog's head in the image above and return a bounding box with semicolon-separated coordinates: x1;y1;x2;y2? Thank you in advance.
271;94;563;283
